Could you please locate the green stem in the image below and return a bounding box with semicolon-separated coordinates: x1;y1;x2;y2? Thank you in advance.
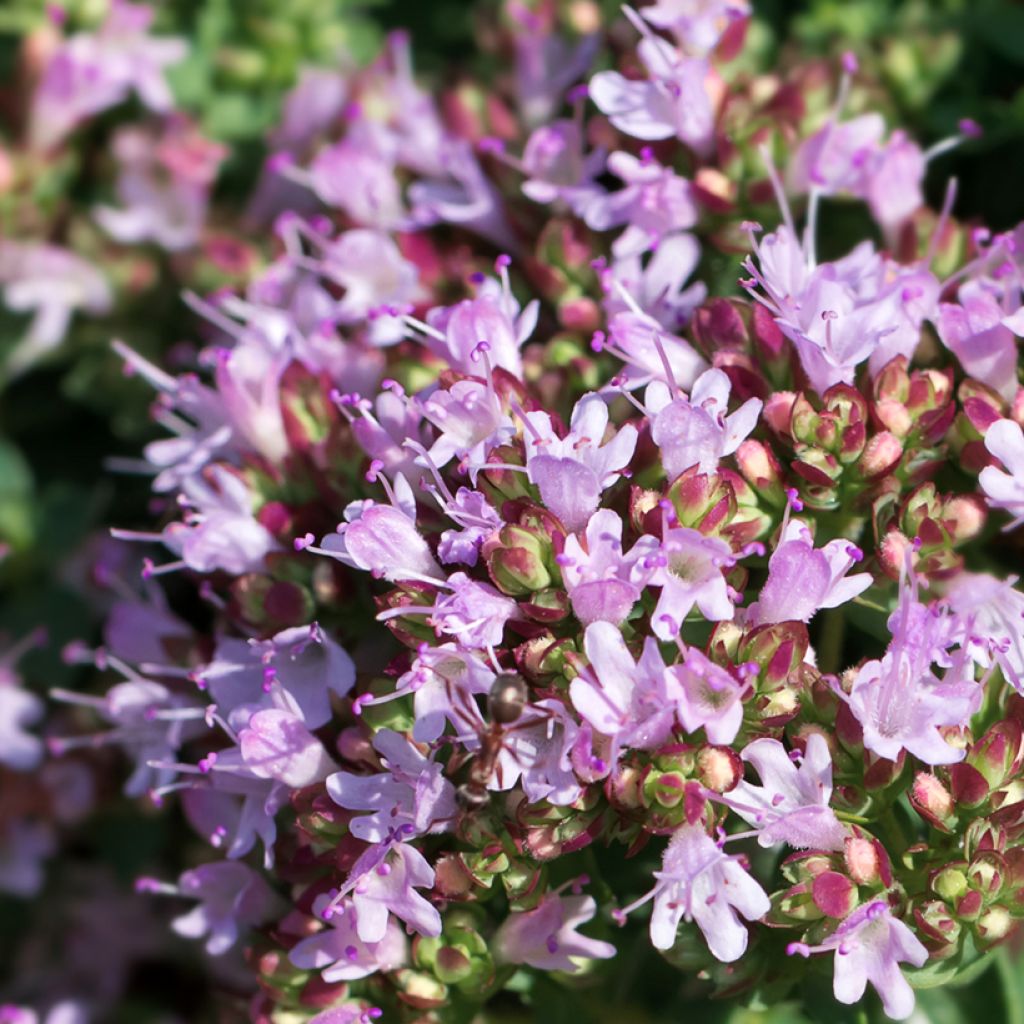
817;606;846;675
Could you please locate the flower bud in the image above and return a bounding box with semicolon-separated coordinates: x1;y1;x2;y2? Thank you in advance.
735;439;785;506
666;469;737;535
484;524;554;595
811;871;858;918
910;772;957;830
856;431;903;480
967;720;1024;791
913;899;962;957
977;905;1015;947
394;968;449;1010
696;745;742;793
763;391;797;438
931;865;969;902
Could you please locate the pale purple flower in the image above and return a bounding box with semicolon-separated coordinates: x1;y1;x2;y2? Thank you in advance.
519;120;607;216
668;647;747;744
420;378;516;474
844;585;978;765
494;891;616;972
409;141;515;250
726;734;848;850
510;4;600;126
788;902;928;1020
318;229;421;346
787;113;887;197
585;151;698;258
291;895;406;983
318;498;443;584
936;283;1021;401
980;419;1024;530
0;819;55;898
162;466;279;576
604;233;707;331
436;488;503;567
570;622;676;761
649;367;762;480
747;519;871;626
523;393;638;533
946;571;1024;693
590;27;715;156
640;0;750;55
560;508;657;626
621;824;770;960
29;0;187;150
0;1003;86;1024
745;226;938;393
202;623;355;731
430;573;518;649
268;67;348;153
422;281;539;380
494;698;583;806
181;771;289;867
645;525;736;640
0;242;111;376
50;677;201;798
398;645;497;744
343;842;441;943
862;133;926;239
350;389;430;480
326;729;457;842
211;339;290;463
0;685;44;772
94;119;226;251
600;310;708;390
110;342;231;493
238;708;336;788
159;861;283;955
304;137;406;229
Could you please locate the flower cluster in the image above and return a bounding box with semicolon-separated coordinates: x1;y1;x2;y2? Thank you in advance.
8;1;1024;1022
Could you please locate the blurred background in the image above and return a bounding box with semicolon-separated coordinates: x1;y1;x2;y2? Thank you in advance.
2;0;1024;1020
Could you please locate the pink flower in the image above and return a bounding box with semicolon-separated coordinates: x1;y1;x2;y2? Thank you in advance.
94;119;226;252
524;394;637;533
645;525;736;640
589;20;715;156
649;367;762;480
238;708;336;788
726;734;848;850
164;861;283;955
30;0;187;150
843;584;979;765
619;824;770;960
640;0;750;55
318;499;443;584
430;573;518;649
936;284;1021;402
326;729;456;842
747;519;871;626
946;571;1024;693
980;419;1024;530
604;233;707;331
494;891;616;972
668;647;747;744
570;622;677;762
788;902;928;1020
559;508;657;626
342;842;441;944
290;894;407;982
585;151;698;258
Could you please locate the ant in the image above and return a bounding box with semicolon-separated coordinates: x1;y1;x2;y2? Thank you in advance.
445;670;530;811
